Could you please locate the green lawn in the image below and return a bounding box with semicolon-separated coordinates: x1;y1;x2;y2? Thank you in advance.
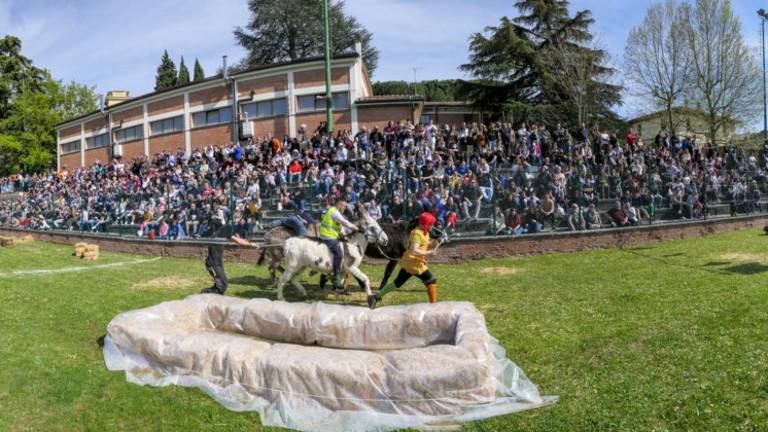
1;230;767;431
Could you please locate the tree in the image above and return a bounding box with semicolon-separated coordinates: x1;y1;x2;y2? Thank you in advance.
460;1;621;126
155;50;178;91
625;0;691;136
683;0;761;143
542;42;603;125
57;80;98;122
0;35;45;120
372;80;461;101
193;58;205;81
234;0;379;75
0;74;98;174
178;56;190;86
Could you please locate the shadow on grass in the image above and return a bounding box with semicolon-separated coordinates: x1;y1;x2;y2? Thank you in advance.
722;262;768;275
228;275;273;287
96;334;105;348
661;252;686;258
703;261;731;267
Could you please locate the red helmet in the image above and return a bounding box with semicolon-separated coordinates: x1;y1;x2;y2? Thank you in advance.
419;212;436;229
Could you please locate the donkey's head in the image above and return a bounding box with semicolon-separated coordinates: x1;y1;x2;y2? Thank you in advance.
355;203;388;246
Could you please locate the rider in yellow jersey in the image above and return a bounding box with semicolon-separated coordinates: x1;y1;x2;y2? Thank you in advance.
319;197;358;291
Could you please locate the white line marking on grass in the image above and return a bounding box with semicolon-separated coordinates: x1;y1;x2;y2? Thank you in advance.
0;257;162;277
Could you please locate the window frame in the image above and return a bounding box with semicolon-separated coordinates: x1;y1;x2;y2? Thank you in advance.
192;107;233;129
60;140;81;154
150;115;184;136
240;98;288;120
114;125;144;143
87;133;109;149
296;92;350;113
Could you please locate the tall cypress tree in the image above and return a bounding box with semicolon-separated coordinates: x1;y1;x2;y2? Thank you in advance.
177;56;190;86
154;50;178;91
193;58;205;81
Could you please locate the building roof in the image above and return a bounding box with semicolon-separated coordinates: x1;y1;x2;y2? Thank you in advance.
355;95;425;105
627;106;737;125
423;101;472;107
57;53;360;128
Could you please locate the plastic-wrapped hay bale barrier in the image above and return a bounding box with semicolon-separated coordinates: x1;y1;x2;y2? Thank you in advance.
103;295;556;431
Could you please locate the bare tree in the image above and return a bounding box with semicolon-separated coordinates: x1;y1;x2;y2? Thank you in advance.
684;0;762;144
624;0;690;136
542;41;608;125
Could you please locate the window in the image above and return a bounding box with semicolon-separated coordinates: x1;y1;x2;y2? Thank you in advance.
87;133;109;149
297;92;350;113
150;115;184;135
61;140;81;154
192;107;233;128
114;125;144;143
241;98;287;120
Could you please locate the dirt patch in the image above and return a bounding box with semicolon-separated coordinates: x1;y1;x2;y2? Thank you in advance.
719;253;768;262
480;267;519;275
131;277;204;291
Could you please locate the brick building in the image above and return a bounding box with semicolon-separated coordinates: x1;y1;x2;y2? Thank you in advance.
55;46;481;170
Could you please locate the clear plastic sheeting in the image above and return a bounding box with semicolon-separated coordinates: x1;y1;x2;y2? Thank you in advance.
103;295;556;431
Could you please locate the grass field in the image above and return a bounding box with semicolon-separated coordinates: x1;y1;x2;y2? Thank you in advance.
1;230;767;431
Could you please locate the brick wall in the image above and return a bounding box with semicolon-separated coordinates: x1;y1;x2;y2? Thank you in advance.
84;147;109;166
112;106;143;125
59;153;81;170
251;117;288;139
295;111;351;133
357;105;413;130
148;96;183;116
189;85;229;107
148;132;184;155
190;124;233;149
237;75;288;98
121;141;145;160
3;215;766;266
294;67;349;89
84;117;107;134
59;125;81;140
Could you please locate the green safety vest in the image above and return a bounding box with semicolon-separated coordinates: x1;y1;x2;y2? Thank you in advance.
319;207;342;239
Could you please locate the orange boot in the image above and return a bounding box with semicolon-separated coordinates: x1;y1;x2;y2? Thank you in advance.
426;283;438;303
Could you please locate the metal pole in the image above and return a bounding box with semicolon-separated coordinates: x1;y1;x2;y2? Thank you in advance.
761;14;767;144
322;0;334;134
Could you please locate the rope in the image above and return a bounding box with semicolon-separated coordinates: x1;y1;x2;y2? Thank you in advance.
376;243;401;261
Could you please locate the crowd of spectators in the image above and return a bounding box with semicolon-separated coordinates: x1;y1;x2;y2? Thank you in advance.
1;119;767;239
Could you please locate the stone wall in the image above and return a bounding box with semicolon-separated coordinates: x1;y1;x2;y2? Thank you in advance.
2;215;766;265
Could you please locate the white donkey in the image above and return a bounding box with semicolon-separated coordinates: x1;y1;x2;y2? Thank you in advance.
275;206;388;301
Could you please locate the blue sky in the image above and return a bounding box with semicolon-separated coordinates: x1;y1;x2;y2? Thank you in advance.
2;0;766;125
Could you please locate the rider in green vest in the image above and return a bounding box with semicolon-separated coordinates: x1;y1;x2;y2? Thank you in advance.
319;197;358;291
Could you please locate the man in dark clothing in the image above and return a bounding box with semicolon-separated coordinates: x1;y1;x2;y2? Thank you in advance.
606;201;629;227
200;221;229;295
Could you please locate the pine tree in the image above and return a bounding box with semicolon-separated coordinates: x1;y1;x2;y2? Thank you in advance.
154;50;178;91
461;0;621;125
234;0;379;75
177;56;190;86
193;58;205;81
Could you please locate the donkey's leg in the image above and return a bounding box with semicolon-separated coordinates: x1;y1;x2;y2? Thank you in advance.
380;260;398;289
276;265;298;301
347;266;372;296
289;267;308;297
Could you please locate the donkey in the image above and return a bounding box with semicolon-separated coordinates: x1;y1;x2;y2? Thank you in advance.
318;218;448;290
275;206;388;301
